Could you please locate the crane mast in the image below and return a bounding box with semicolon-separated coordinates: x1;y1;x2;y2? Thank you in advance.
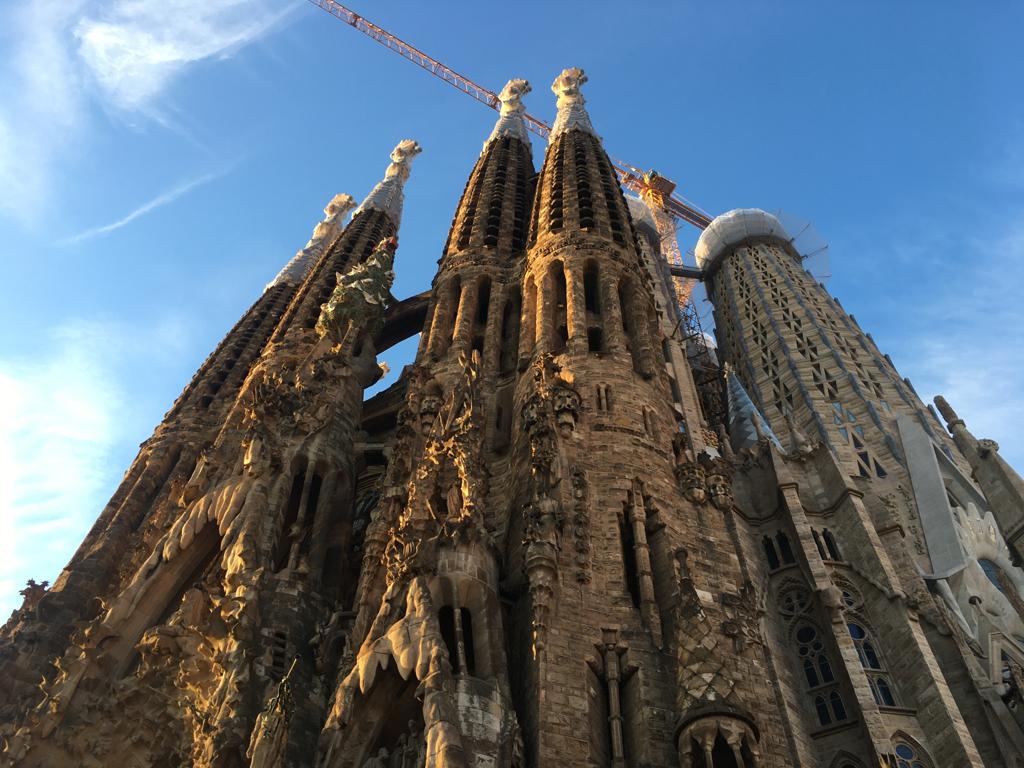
306;0;712;338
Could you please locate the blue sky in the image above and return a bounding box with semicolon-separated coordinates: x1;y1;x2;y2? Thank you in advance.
1;1;1022;618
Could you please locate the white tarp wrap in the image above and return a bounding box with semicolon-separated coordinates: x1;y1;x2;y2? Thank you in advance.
351;139;422;227
694;208;790;270
485;79;532;149
265;193;356;291
549;67;597;141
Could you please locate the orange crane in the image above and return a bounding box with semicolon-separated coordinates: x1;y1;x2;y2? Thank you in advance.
307;0;711;326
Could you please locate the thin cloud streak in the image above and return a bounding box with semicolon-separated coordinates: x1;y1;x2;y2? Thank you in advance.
59;167;230;244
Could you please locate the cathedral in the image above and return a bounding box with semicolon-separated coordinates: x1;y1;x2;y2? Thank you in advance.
3;67;1024;768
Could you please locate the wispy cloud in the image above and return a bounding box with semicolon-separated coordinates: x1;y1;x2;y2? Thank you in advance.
76;0;295;115
882;220;1024;470
0;316;195;620
0;0;294;223
59;166;230;244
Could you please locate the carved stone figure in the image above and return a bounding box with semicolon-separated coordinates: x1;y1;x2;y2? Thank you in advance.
316;236;398;349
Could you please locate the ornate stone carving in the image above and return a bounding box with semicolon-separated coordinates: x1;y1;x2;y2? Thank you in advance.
316;236;398;350
720;581;765;653
522;496;563;657
569;465;591;584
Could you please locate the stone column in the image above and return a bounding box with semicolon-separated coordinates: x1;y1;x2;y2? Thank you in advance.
452;280;478;355
628;482;663;647
565;263;588;355
602;274;625;353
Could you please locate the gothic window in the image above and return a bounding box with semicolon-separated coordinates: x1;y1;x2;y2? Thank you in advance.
523;277;537;355
499;290;521;374
795;623;846;726
797;624;836;688
475;276;491;327
596;384;612;412
619;508;641;608
776;531;796;565
587;664;612;765
823;529;842;561
446;277;462;349
493;385;514;452
812;529;827;560
889;741;930;768
847;622;896;706
763;536;781;570
550;261;569;351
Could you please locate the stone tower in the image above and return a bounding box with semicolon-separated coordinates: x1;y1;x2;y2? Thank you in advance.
3;71;1024;768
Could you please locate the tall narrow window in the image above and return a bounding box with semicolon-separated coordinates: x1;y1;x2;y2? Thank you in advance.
275;468;306;572
550;261;568;351
812;529;827;559
848;621;897;706
584;261;601;314
762;536;781;570
619;510;641;608
795;623;845;727
823;529;842;561
523;278;537;356
776;531;796;565
499;290;521;374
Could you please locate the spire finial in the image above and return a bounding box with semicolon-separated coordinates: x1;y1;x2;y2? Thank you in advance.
934;395;964;429
352;139;423;226
549;67;597;140
265;192;356;291
485;78;532;148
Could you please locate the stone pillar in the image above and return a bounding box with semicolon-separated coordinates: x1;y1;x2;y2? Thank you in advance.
602;274;625;353
628;482;663;647
565;264;588;355
482;284;504;375
452;280;478;355
427;279;458;359
536;271;554;356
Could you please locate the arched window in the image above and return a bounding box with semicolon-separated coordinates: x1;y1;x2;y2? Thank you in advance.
762;536;780;570
823;529;842;561
891;741;929;768
776;531;796;565
797;625;835;688
499;290;521;375
848;621;897;706
550;261;568;351
812;529;827;559
795;623;846;727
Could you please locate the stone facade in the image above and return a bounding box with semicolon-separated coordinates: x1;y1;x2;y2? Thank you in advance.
2;73;1024;768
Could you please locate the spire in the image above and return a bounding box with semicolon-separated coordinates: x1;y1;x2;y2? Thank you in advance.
266;193;356;291
485;79;532;149
351;139;423;227
725;364;782;452
549;67;597;141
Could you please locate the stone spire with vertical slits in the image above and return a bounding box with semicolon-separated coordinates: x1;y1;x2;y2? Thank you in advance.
351;139;422;227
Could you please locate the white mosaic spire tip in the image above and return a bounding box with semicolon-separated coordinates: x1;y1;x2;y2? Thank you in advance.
265;193;356;291
485;79;532;150
549;67;597;141
352;139;423;227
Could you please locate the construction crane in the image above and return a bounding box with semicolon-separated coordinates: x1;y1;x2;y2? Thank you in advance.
307;0;712;330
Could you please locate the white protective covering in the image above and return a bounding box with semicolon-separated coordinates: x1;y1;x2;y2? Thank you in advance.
486;79;532;149
265;193;356;291
549;67;597;140
351;139;422;227
694;208;791;270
